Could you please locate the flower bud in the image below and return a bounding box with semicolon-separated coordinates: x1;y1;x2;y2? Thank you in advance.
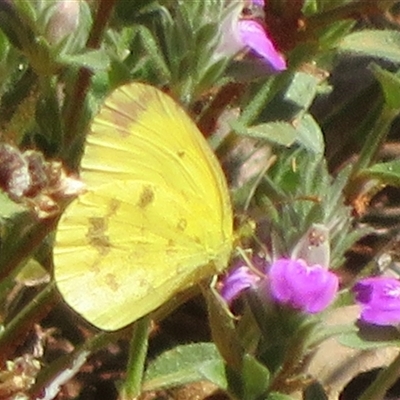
45;0;81;45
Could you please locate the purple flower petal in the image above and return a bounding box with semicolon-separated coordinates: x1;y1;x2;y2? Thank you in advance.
238;19;286;71
353;277;400;326
220;265;261;304
269;258;338;313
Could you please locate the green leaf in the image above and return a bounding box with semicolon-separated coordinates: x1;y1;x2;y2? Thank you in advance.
13;0;37;23
339;30;400;63
302;0;318;15
241;354;270;400
370;64;400;109
59;50;110;71
0;29;10;61
225;353;270;400
243;122;297;147
283;71;320;111
339;327;400;350
360;160;400;186
203;282;244;370
318;20;355;49
142;343;227;392
238;98;323;153
295;113;324;154
136;25;171;83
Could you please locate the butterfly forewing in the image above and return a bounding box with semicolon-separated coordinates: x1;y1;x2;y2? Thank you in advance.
54;83;233;330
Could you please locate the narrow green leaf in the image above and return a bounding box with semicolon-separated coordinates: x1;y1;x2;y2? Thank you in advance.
318;20;355;49
339;30;400;63
59;50;110;71
0;29;10;60
13;0;37;23
137;25;171;83
238;114;323;153
240;122;297;147
360;160;400;186
371;64;400;109
339;328;400;350
296;113;324;154
203;282;244;370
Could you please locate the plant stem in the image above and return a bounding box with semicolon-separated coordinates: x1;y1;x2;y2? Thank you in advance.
62;0;117;161
119;316;151;400
351;104;399;177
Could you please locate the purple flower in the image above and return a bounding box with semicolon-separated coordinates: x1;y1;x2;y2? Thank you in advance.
237;19;286;71
269;258;339;313
220;265;261;304
215;4;286;72
353;277;400;326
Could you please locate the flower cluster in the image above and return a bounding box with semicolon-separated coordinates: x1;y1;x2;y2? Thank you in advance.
221;255;400;327
220;256;339;314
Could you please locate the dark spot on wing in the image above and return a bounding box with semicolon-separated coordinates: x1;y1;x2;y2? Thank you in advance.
86;199;121;255
105;273;119;292
166;239;177;255
109;198;120;215
137;186;154;208
103;84;155;138
87;217;111;255
177;150;185;158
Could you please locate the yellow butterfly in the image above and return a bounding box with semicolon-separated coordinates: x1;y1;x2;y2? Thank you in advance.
53;83;233;331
